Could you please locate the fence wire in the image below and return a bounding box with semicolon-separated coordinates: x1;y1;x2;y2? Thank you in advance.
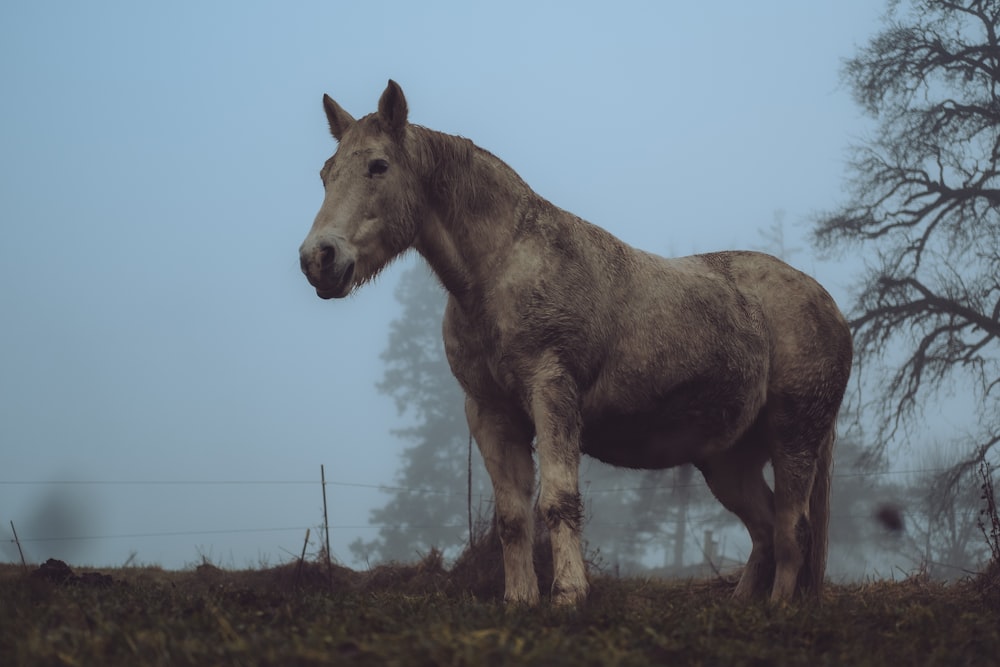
0;466;958;546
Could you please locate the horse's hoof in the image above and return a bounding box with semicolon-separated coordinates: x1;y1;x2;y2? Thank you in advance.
503;588;540;607
551;584;588;607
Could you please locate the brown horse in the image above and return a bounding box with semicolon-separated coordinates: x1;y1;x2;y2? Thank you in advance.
299;80;852;606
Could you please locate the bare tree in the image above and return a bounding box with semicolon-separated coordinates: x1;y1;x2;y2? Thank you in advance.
815;0;1000;473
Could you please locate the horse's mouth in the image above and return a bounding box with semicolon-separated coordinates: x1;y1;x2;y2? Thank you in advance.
314;261;355;299
315;281;352;299
316;286;348;300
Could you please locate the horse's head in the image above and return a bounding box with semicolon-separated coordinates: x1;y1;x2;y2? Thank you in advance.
299;80;421;299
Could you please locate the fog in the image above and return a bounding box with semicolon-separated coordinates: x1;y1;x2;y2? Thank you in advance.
2;1;932;576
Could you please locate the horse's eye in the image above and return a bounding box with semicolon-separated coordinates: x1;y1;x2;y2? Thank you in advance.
368;158;389;176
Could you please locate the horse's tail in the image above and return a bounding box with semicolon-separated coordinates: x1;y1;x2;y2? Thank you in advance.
802;425;835;596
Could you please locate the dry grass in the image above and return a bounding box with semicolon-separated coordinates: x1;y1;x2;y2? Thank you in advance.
2;545;998;667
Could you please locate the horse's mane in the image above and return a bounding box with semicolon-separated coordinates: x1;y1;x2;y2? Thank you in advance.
405;125;527;222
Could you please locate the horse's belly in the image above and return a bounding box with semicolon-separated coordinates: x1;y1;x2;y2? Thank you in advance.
580;409;738;469
580;371;766;469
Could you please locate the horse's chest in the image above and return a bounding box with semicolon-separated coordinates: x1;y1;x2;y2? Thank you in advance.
443;306;506;394
443;302;596;403
444;320;539;400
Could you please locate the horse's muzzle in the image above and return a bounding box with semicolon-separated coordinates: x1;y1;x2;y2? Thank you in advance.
299;239;356;299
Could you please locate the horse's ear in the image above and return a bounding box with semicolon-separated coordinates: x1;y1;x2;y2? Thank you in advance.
323;94;355;142
377;79;408;138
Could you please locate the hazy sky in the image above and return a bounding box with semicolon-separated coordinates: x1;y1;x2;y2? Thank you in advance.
1;1;885;569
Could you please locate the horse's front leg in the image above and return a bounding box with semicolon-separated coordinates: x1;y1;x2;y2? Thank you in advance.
466;396;540;605
529;361;589;606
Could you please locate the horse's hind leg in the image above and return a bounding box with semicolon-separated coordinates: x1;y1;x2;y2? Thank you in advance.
768;398;828;602
466;397;540;605
698;432;775;599
770;449;815;601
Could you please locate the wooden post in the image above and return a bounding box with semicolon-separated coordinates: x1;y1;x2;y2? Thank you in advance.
295;528;310;587
467;432;473;543
703;530;717;564
320;464;333;590
671;465;692;569
10;521;27;571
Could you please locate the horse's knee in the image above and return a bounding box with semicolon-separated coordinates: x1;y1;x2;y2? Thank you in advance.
540;489;584;532
496;514;531;548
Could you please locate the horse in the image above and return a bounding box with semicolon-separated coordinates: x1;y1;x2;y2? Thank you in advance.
299;80;853;606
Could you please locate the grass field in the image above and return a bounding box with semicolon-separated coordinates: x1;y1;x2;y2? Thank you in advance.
2;555;998;667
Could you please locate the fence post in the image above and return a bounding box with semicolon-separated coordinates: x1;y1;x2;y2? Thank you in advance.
703;530;718;565
467;432;473;544
295;528;311;587
320;464;333;590
10;521;27;571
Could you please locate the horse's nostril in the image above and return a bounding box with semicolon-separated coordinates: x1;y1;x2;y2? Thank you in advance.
319;243;336;271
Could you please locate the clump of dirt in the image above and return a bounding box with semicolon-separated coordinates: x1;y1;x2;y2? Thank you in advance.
362;547;449;594
213;558;362;594
30;559;113;587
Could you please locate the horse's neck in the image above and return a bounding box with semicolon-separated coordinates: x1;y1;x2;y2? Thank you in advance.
414;144;529;305
413;212;478;300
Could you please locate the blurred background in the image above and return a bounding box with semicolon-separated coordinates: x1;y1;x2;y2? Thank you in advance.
2;1;995;581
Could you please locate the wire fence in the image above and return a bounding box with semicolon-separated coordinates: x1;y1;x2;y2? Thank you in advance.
0;466;960;547
0;465;956;490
